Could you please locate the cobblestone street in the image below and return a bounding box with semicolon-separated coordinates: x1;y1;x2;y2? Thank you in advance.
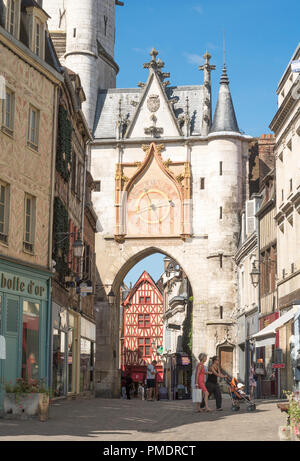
0;396;287;441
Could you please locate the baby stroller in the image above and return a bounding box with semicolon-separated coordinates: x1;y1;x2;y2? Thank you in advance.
227;377;256;412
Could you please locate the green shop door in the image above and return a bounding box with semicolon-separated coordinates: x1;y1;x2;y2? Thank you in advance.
0;294;21;410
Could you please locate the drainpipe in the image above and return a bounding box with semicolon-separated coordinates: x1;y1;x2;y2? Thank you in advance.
47;83;60;390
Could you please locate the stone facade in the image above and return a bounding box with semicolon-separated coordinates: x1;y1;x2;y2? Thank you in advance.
91;50;251;397
0;29;61;268
0;1;62;409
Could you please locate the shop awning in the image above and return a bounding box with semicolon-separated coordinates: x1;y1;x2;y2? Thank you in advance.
252;309;296;347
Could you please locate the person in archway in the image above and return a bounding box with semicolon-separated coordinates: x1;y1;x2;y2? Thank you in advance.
200;356;227;411
147;360;157;401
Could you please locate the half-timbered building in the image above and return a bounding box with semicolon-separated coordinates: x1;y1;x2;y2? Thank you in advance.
121;271;163;386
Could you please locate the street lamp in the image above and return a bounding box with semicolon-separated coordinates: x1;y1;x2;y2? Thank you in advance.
107;288;115;306
250;258;276;288
72;236;84;258
250;261;260;288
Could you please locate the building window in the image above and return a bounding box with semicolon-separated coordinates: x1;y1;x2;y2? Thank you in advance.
138;338;151;357
0;181;9;245
77;163;83;200
145;297;151;304
290;179;293;192
73;28;76;38
219;206;223;220
2;88;15;135
200;178;205;190
27;106;40;150
94;181;101;192
6;0;19;36
138;314;150;328
281;189;284;202
23;194;36;253
35;19;41;56
71;151;77;194
104;15;108;36
139;297;144;304
219;161;223;176
220;306;223;319
82;243;92;279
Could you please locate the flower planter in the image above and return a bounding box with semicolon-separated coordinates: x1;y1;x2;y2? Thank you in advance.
4;393;49;420
278;426;292;441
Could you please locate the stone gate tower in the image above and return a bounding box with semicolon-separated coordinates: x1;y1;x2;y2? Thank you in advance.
91;49;252;397
42;0;123;129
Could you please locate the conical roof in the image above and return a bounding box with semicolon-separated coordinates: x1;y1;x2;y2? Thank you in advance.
210;64;240;133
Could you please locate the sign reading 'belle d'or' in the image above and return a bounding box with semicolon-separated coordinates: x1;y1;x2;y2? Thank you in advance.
1;273;46;298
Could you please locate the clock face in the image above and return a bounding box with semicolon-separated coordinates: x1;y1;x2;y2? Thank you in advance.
126;178;181;236
136;188;173;224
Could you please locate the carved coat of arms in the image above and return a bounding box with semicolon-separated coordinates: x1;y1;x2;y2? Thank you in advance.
147;94;160;113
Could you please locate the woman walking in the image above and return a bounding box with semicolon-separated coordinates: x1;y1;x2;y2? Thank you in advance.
249;363;257;399
195;353;212;412
201;356;227;411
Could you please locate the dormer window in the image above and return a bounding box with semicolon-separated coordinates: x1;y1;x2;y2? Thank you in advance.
4;0;20;39
25;3;49;60
34;18;41;56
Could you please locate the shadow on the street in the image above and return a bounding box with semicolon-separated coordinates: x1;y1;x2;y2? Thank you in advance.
0;397;282;439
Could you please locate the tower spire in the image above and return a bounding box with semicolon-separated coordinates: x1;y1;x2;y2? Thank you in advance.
210;62;239;134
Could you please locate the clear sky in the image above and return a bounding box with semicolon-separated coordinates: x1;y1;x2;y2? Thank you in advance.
115;0;300;137
117;0;300;287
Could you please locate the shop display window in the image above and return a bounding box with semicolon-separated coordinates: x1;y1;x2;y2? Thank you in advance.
52;328;66;396
80;339;95;392
21;301;40;382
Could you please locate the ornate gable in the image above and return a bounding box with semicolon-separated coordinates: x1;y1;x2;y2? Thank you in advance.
115;142;192;241
125;49;182;139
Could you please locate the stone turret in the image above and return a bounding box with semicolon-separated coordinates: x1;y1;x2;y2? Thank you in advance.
42;0;123;130
210;64;239;134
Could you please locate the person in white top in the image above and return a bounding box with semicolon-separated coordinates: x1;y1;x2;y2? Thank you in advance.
147;360;157;401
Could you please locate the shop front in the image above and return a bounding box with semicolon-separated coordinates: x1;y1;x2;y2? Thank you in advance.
51;303;80;397
80;317;96;393
0;259;51;410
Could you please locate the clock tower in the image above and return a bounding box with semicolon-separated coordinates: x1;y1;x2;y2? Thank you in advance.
91;49;252;398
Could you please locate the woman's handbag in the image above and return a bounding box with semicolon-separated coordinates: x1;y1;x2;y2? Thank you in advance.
192;388;202;403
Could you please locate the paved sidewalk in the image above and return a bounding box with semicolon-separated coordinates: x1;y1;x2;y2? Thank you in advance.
0;396;287;441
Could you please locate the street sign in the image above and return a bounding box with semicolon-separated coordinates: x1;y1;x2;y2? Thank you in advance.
156;345;163;355
291;60;300;73
272;363;285;369
168;323;181;330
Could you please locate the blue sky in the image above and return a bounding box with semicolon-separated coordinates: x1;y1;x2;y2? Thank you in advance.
118;0;300;287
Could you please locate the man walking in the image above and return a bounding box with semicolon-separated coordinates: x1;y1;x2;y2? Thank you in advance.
147;360;157;401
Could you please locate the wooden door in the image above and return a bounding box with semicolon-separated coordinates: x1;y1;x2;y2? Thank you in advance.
219;346;233;377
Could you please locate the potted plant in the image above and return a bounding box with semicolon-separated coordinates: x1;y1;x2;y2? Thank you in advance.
279;391;300;441
4;378;50;421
